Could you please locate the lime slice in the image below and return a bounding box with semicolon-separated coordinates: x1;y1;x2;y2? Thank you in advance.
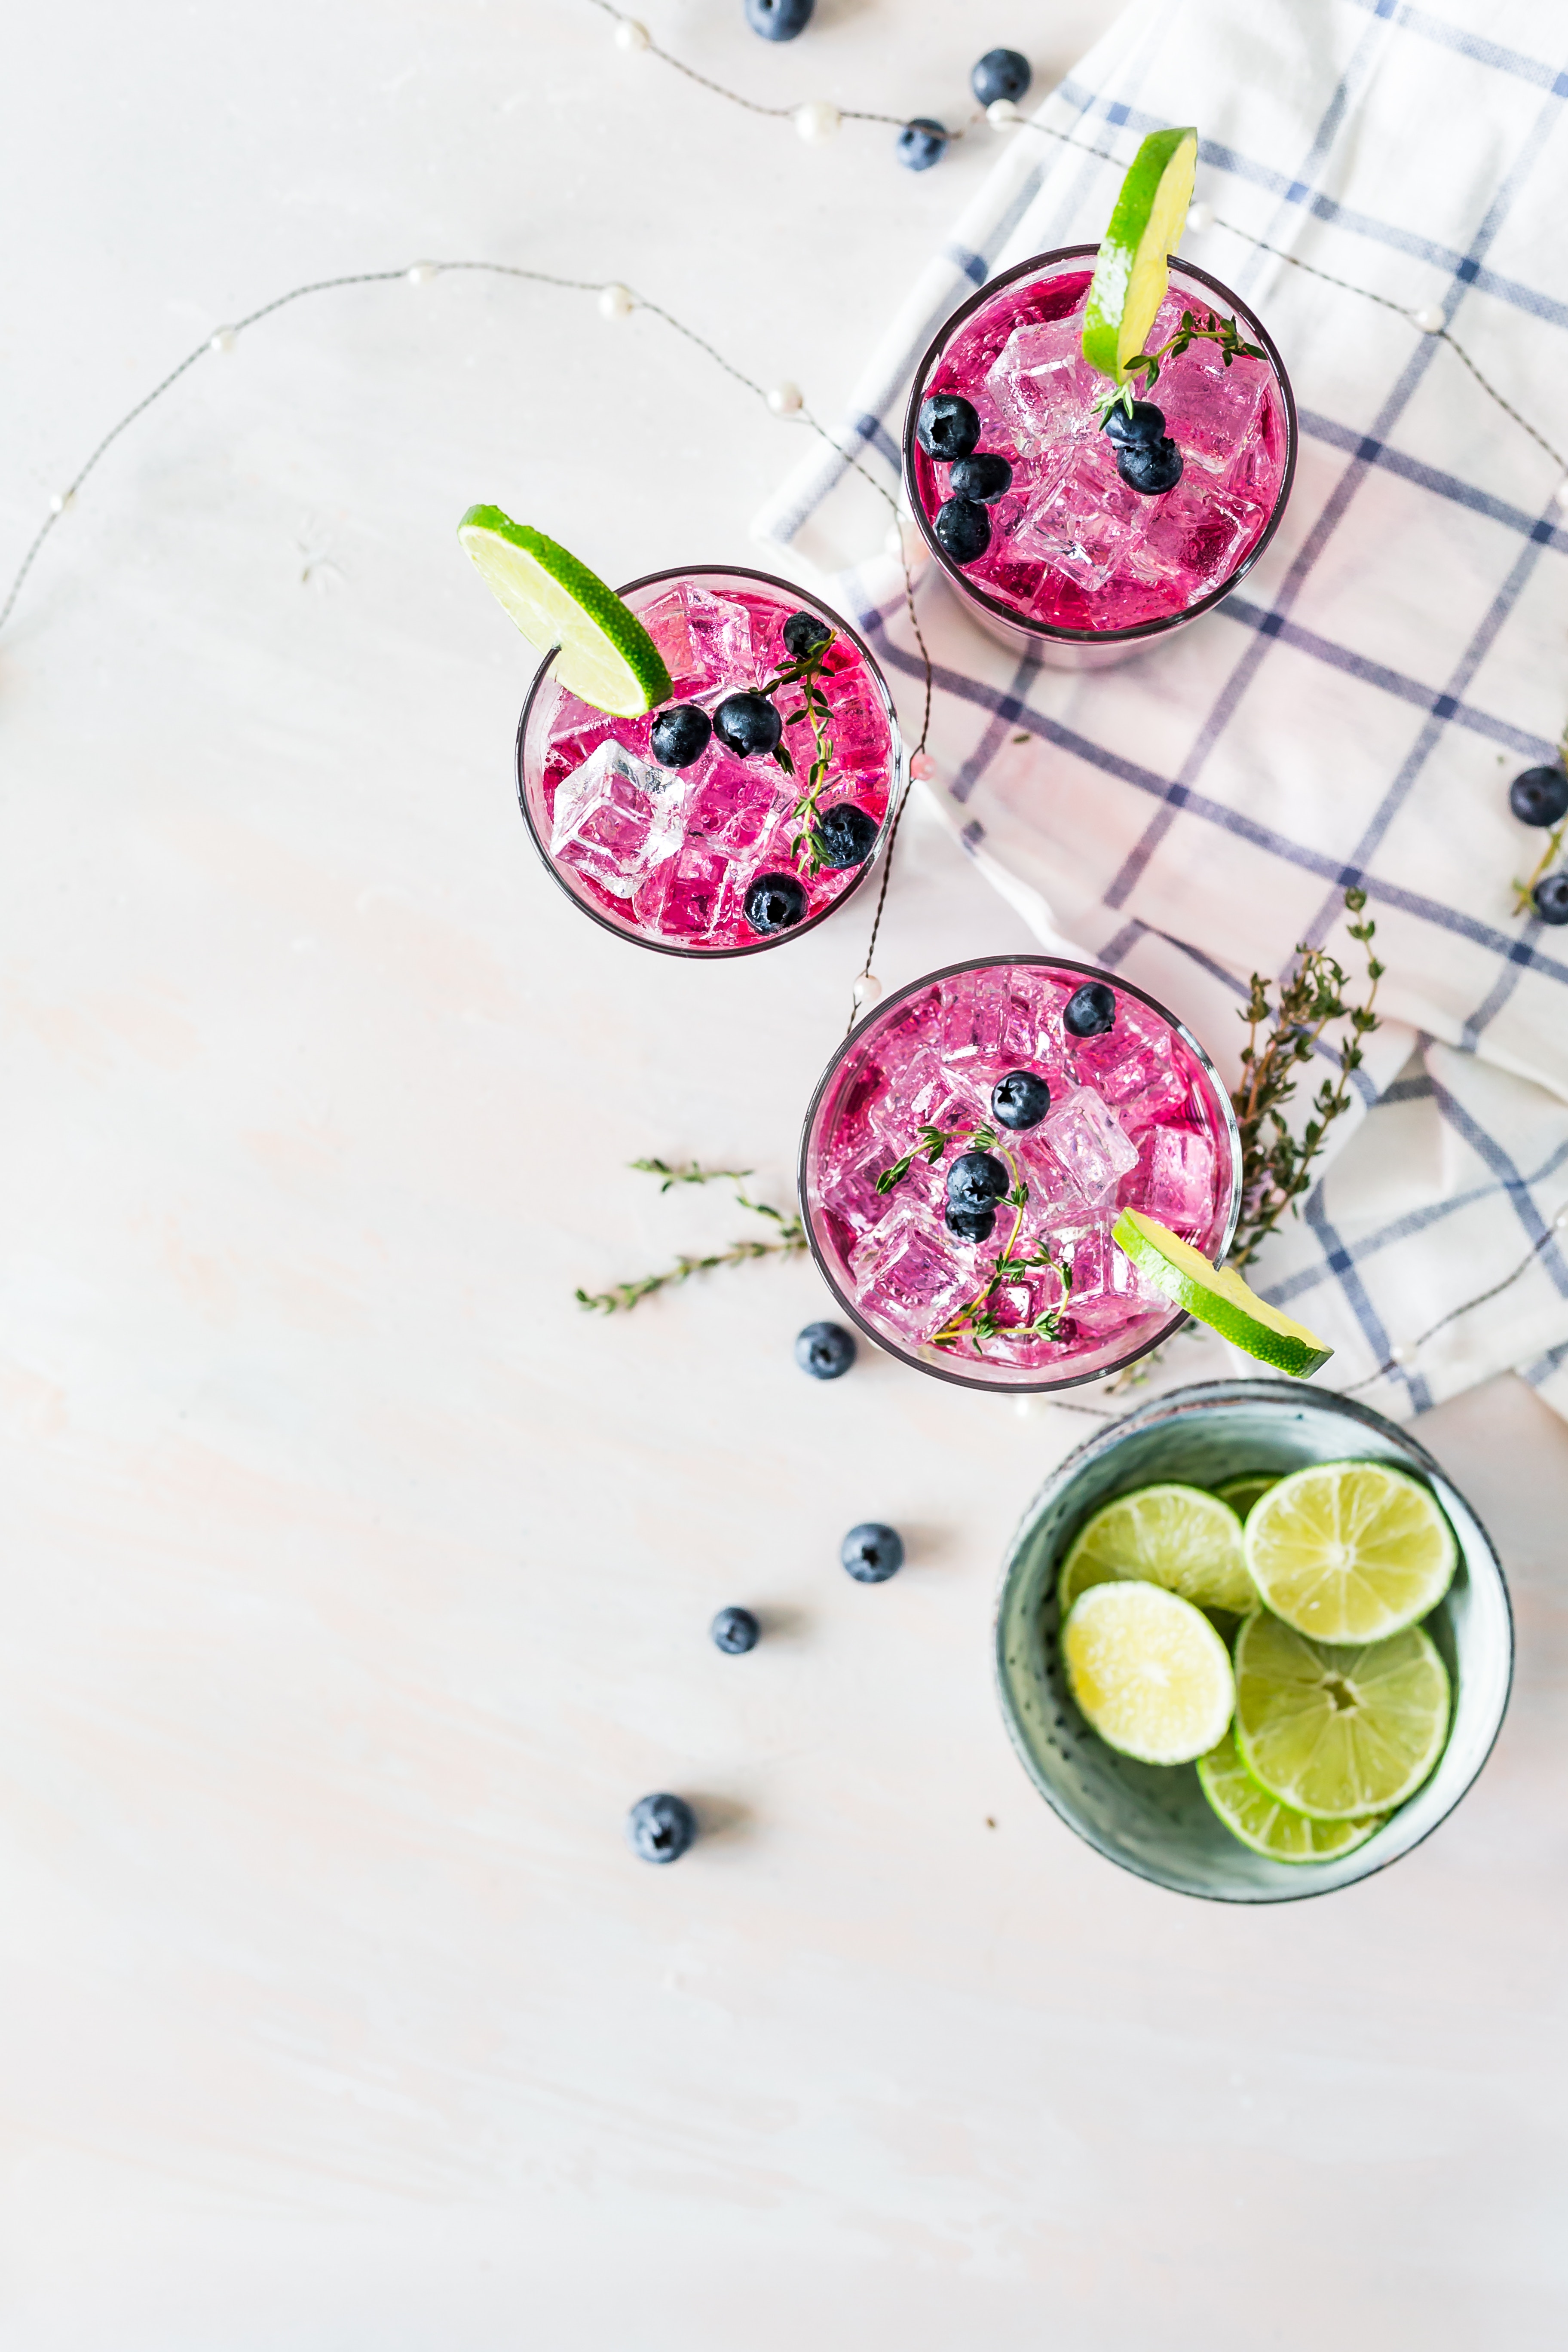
1058;1483;1257;1616
1112;1210;1334;1378
1213;1473;1280;1521
1197;1726;1384;1862
1233;1609;1450;1819
1081;126;1199;382
1063;1580;1234;1766
1244;1459;1457;1641
456;505;672;718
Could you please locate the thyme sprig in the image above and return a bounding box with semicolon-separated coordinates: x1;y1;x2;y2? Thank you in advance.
872;1121;1067;1356
576;1161;805;1314
875;1120;998;1193
631;1156;753;1191
756;631;839;876
1094;308;1267;425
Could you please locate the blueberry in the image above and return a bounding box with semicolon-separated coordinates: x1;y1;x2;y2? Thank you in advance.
841;1523;904;1583
1101;399;1167;449
945;1200;997;1244
744;871;808;934
783;608;832;660
1534;873;1568;924
1510;766;1568;828
949;452;1014;503
915;392;981;462
992;1069;1051;1130
1064;980;1116;1038
649;702;713;768
897;117;948;172
714;691;784;758
946;1148;1010;1215
796;1319;857;1379
1116;438;1185;495
626;1792;696;1864
971;47;1031;106
934;496;992;565
815;802;880;869
745;0;814;37
711;1606;760;1654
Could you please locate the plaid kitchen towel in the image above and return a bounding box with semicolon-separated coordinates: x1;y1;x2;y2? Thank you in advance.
755;0;1568;1421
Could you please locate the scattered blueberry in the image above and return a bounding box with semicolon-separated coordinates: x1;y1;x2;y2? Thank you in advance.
714;691;784;758
992;1069;1051;1130
971;47;1031;106
744;871;808;934
1064;980;1117;1038
815;802;880;869
949;452;1014;503
745;0;814;38
650;703;713;768
626;1792;697;1864
783;608;832;660
1102;399;1167;450
1116;437;1185;495
915;392;981;462
934;496;992;565
897;117;948;172
1510;766;1568;828
796;1320;858;1378
711;1606;760;1654
946;1148;1010;1215
1534;873;1568;925
945;1200;997;1244
841;1522;904;1583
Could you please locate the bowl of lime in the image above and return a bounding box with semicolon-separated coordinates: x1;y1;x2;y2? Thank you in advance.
995;1379;1513;1901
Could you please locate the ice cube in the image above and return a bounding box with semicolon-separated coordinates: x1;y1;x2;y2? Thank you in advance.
686;756;783;849
940;969;1012;1066
551;739;680;897
1039;1086;1139;1203
1158;342;1269;477
1072;1003;1173;1107
821;1130;911;1240
985;314;1101;446
1013;436;1154;594
853;1204;975;1344
983;1265;1070;1361
873;1045;978;1145
1062;1222;1161;1337
819;692;891;781
1141;1126;1216;1232
1013;1129;1093;1226
1129;473;1267;597
640;583;754;695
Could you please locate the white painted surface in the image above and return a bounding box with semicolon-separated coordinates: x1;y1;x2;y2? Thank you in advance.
2;3;1565;2343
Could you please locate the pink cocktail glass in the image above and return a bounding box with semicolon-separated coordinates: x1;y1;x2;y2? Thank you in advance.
516;566;901;956
799;957;1241;1391
903;249;1296;670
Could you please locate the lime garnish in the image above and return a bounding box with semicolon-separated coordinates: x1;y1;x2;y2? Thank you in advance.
1063;1580;1235;1766
1233;1609;1450;1819
456;505;671;717
1197;1726;1384;1862
1081;126;1199;383
1213;1473;1280;1522
1058;1482;1257;1617
1244;1460;1457;1642
1111;1210;1334;1378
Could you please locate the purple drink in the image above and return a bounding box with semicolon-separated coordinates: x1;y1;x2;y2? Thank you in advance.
904;251;1295;664
517;567;900;955
799;958;1241;1390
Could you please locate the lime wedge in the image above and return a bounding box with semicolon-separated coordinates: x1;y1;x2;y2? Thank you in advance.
1233;1609;1450;1819
1081;126;1199;382
1111;1210;1334;1378
456;505;672;717
1244;1459;1457;1642
1058;1482;1257;1616
1213;1473;1280;1522
1063;1580;1234;1766
1197;1726;1384;1862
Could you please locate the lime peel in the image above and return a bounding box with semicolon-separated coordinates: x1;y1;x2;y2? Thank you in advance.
1081;126;1199;383
1197;1726;1384;1863
456;505;672;718
1059;1482;1257;1616
1112;1210;1334;1378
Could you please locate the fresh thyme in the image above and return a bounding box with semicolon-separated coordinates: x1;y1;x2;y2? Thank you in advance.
875;1120;998;1192
631;1156;753;1191
576;1160;805;1314
1093;308;1267;424
756;632;839;876
873;1121;1068;1356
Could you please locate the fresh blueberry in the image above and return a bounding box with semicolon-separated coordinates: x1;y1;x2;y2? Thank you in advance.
710;1606;760;1654
946;1148;1010;1215
744;871;808;934
649;702;713;768
1534;873;1568;925
815;802;880;869
949;452;1014;503
1063;980;1117;1038
796;1319;858;1379
915;392;981;462
1101;399;1167;449
841;1523;904;1583
783;608;832;660
945;1200;997;1244
1116;438;1185;495
934;496;992;565
626;1792;697;1864
1510;766;1568;828
971;47;1031;106
745;0;814;38
714;691;784;758
992;1069;1051;1130
897;118;948;172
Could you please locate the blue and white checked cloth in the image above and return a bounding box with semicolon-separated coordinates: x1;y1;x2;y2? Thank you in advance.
756;0;1568;1422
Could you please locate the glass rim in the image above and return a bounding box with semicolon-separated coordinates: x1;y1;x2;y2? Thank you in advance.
795;951;1244;1393
514;562;904;960
900;244;1300;648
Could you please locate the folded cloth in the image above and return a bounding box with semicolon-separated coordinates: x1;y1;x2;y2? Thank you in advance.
756;0;1568;1422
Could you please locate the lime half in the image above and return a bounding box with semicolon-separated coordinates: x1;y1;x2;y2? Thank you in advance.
1197;1726;1384;1863
1245;1459;1457;1641
1081;126;1199;382
1112;1211;1334;1378
1063;1580;1234;1766
457;506;672;717
1213;1473;1280;1522
1233;1609;1450;1819
1059;1482;1257;1616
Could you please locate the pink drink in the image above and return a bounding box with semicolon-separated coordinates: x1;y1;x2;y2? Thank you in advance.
799;958;1240;1390
516;567;900;955
905;250;1294;657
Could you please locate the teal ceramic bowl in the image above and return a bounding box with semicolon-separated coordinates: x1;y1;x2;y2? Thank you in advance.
995;1379;1513;1902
